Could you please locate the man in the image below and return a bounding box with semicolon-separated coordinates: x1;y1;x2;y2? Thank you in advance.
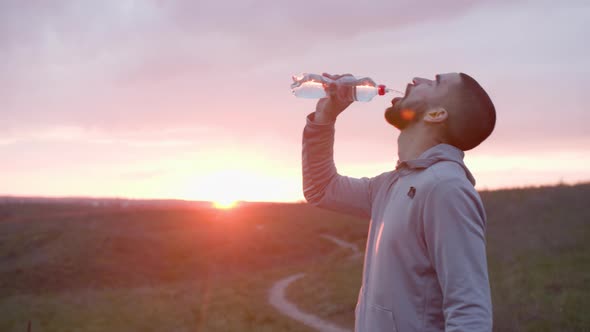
302;72;495;331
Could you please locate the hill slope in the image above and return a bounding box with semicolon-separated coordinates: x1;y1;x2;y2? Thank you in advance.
0;183;588;331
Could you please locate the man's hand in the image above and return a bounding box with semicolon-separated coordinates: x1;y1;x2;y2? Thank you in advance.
314;73;354;124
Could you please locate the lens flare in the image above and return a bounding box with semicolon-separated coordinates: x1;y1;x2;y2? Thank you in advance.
401;109;416;121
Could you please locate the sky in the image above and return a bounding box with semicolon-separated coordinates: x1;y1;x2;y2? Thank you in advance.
1;0;589;203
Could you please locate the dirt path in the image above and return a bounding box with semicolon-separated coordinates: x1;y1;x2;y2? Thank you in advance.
268;273;351;332
268;235;361;332
320;234;362;259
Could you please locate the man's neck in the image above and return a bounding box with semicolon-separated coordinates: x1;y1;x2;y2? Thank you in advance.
398;135;440;162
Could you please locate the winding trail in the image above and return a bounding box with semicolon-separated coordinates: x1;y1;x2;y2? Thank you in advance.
320;234;362;260
268;234;361;332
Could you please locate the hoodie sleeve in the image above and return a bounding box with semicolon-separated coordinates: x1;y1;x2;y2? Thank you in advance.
423;178;493;332
302;112;374;219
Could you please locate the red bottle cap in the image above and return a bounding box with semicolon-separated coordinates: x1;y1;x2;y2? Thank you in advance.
378;84;386;96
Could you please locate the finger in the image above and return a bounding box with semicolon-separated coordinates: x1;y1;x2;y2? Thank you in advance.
335;73;354;80
322;73;337;80
356;77;376;85
326;82;338;98
323;73;354;80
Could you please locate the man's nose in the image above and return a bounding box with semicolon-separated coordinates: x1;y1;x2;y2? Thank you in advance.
412;77;432;85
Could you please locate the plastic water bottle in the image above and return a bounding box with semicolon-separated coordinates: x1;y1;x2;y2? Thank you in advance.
291;73;403;102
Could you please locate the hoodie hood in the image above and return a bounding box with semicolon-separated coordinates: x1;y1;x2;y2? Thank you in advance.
396;143;476;186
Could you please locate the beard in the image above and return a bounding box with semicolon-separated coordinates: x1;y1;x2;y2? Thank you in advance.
384;98;418;130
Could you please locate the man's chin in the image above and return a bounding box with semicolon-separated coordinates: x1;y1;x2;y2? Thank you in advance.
385;103;418;130
384;105;403;130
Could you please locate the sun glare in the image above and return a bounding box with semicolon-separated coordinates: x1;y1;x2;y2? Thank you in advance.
213;198;238;209
182;167;302;205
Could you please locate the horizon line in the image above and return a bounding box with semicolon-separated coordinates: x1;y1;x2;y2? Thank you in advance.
1;180;588;204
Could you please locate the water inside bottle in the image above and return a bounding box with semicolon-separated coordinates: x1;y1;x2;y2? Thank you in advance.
291;73;405;101
355;85;379;102
291;81;327;99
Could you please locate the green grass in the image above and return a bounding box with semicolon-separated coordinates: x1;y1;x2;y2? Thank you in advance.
0;202;357;331
1;183;588;331
0;269;319;332
287;252;361;329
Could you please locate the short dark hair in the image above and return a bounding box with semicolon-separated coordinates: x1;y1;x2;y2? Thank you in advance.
445;73;496;151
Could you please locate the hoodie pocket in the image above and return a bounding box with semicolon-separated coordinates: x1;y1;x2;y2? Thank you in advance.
367;304;397;332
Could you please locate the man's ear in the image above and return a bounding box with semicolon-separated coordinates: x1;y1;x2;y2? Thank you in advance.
423;107;448;124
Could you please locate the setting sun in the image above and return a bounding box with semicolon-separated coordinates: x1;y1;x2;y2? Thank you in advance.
213;199;238;209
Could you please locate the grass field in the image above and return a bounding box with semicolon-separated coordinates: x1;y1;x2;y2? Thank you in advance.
1;183;589;331
0;201;360;331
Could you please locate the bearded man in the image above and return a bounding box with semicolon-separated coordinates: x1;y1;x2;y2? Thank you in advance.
302;72;496;332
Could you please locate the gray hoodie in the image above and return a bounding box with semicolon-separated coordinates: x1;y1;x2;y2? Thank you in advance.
302;113;492;332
